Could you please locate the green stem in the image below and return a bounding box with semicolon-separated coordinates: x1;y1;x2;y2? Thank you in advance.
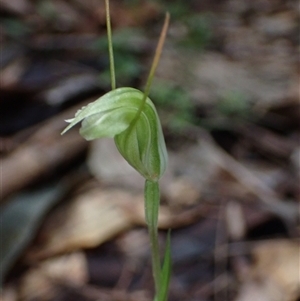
144;180;161;296
105;0;116;90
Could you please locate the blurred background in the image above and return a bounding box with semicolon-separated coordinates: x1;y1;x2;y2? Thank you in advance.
0;0;299;300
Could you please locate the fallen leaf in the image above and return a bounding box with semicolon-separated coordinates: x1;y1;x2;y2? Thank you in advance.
0;185;65;284
25;189;142;260
20;252;88;301
235;239;300;301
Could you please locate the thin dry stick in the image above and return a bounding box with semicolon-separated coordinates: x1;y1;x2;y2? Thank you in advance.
195;129;298;222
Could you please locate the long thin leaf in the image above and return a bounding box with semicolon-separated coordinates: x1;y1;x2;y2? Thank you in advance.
156;231;172;301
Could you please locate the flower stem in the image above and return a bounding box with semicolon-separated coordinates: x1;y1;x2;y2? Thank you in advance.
128;12;170;133
143;12;170;103
105;0;116;90
144;180;161;295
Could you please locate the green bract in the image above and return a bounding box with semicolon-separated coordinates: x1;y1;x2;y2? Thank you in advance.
62;87;168;181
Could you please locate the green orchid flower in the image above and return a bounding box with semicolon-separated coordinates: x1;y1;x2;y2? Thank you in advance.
62;87;167;181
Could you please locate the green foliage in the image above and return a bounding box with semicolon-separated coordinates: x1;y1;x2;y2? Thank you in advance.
1;18;31;38
158;0;212;49
36;0;58;21
124;0;142;7
159;0;190;19
95;28;143;53
98;53;141;88
217;90;251;119
181;14;212;49
197;90;253;131
151;81;195;130
94;29;142;87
